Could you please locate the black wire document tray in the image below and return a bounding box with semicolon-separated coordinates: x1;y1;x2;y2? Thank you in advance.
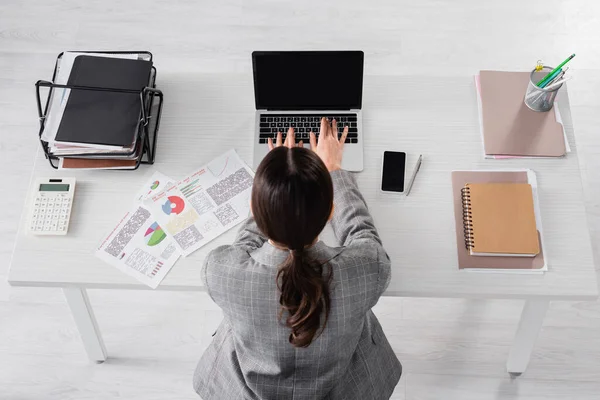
34;51;164;170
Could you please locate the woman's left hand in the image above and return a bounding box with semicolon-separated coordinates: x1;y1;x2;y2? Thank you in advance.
268;127;304;151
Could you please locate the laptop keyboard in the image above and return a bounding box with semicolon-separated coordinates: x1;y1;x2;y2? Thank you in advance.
258;114;358;144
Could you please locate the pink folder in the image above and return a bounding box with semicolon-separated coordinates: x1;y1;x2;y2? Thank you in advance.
478;71;566;157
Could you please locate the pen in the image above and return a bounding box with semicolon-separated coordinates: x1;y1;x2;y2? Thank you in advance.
405;155;422;196
542;75;572;91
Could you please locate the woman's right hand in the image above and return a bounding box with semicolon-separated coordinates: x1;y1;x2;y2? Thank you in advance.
309;117;348;172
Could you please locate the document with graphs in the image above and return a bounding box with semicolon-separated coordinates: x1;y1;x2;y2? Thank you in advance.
95;172;181;288
143;149;254;257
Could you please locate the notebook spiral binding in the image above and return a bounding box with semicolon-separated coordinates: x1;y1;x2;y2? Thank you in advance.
461;186;475;250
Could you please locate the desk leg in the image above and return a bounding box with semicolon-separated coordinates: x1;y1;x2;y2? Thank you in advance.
63;288;107;363
507;299;549;377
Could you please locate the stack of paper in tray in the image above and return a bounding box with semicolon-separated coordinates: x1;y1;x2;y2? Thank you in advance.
95;149;255;288
43;52;153;169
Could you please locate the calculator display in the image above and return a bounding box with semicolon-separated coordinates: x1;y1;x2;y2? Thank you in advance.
39;184;70;192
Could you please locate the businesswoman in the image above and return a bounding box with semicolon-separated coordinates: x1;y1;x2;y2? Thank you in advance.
194;118;401;399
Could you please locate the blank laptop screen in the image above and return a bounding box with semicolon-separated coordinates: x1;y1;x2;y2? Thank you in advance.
252;51;364;110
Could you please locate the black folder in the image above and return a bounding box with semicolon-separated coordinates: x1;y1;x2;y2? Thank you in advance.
55;55;152;147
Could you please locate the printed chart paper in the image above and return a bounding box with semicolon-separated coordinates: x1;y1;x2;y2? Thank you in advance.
144;149;254;256
95;173;181;288
135;171;175;202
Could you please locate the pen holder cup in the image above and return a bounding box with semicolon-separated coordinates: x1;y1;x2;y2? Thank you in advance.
524;66;562;112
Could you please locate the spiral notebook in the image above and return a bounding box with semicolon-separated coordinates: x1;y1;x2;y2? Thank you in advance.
462;183;540;257
451;170;547;273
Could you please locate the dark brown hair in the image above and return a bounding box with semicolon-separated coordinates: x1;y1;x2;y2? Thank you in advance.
252;147;334;348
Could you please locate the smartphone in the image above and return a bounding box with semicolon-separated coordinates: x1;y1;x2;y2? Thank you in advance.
381;151;406;193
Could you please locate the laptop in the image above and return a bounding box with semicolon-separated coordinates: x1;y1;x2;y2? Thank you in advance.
252;51;364;171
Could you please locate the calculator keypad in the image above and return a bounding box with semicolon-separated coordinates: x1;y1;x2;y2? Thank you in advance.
30;194;72;235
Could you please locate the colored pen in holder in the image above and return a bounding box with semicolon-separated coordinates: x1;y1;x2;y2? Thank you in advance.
524;66;563;112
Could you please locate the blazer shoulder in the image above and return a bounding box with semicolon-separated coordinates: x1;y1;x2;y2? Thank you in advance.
203;245;253;293
339;238;387;263
206;244;252;267
335;239;391;284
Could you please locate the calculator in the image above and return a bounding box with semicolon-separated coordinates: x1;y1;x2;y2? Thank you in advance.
28;178;76;235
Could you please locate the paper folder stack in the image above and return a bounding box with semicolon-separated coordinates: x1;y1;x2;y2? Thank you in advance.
475;71;569;158
42;52;153;170
451;170;547;273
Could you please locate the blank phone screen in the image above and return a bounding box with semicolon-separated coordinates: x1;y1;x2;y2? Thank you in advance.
381;151;406;192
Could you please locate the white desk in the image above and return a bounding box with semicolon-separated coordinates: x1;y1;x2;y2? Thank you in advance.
9;74;598;375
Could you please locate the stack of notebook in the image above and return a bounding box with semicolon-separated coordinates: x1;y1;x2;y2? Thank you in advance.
452;170;547;273
42;52;153;169
475;71;569;158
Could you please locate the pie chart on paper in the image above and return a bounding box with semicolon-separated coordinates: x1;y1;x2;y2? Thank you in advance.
144;222;167;246
161;196;185;215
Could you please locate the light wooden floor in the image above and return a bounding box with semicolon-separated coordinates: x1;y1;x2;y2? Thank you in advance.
1;1;600;399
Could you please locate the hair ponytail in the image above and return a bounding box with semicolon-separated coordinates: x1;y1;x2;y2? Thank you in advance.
252;147;335;348
277;248;332;348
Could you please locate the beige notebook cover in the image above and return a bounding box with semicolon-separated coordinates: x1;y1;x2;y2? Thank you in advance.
451;171;545;271
464;183;540;256
479;71;566;157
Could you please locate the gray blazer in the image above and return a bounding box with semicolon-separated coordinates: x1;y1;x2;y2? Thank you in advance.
193;170;402;399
